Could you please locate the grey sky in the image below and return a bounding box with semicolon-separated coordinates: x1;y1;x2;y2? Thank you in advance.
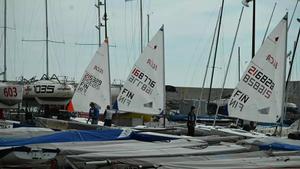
0;0;299;88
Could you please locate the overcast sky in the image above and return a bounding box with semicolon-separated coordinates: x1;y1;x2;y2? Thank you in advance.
0;0;299;88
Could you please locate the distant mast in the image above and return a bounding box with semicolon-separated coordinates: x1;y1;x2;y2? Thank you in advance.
207;0;224;106
45;0;48;78
140;0;143;53
23;0;64;78
3;0;7;81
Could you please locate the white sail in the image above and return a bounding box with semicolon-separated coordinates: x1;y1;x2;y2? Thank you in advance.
71;40;110;114
0;83;23;109
116;26;164;115
228;15;287;123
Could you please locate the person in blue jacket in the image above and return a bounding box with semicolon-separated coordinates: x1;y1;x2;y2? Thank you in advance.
88;102;100;125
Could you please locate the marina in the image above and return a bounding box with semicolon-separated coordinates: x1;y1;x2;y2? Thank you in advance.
1;0;300;168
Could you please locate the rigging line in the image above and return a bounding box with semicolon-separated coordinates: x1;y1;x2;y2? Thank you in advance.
0;32;3;48
261;2;277;45
124;2;131;79
20;0;27;77
190;37;213;87
213;6;244;127
128;2;138;71
288;0;298;30
51;6;63;78
188;13;216;86
11;0;17;79
207;0;225;106
58;1;66;76
131;2;138;64
199;7;221;103
220;20;225;85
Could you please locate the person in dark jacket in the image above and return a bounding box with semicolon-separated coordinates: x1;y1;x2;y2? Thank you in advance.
187;106;196;136
88;102;100;125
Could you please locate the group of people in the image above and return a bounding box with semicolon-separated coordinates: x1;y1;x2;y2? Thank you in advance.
88;102;113;126
88;102;197;135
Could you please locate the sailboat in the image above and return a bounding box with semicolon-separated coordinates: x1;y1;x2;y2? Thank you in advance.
114;26;165;117
0;0;23;128
228;14;287;124
22;0;74;107
70;39;110;115
195;14;289;139
0;84;23;109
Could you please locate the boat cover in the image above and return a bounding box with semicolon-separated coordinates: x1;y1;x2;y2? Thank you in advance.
0;129;178;147
239;137;300;151
0;129;131;146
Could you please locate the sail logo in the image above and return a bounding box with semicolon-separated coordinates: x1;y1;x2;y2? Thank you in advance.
94;65;104;74
118;88;134;106
147;58;157;71
266;54;278;69
229;90;249;111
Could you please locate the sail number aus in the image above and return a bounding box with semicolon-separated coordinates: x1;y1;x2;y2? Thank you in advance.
3;87;18;97
34;85;55;94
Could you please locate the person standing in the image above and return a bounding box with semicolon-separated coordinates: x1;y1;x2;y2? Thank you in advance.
187;106;196;136
103;105;113;127
88;102;100;125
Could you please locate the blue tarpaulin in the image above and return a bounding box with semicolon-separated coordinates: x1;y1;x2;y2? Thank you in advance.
0;129;177;147
0;129;130;146
259;142;300;151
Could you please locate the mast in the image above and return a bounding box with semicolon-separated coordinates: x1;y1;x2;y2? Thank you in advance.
281;17;300;135
22;0;64;78
3;0;7;81
279;13;288;136
103;0;111;106
252;0;255;58
198;7;221;116
242;0;255;58
213;6;244;126
238;47;241;80
140;0;143;53
147;14;150;43
45;0;49;78
161;25;166;127
95;0;103;46
207;0;224;106
104;0;108;39
288;0;299;30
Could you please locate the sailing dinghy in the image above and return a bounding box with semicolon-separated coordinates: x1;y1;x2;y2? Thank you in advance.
70;39;110;124
195;14;288;139
225;15;300;150
114;26;165;116
228;15;287;124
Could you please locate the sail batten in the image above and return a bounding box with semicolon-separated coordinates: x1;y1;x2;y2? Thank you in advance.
228;16;287;123
116;27;164;115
